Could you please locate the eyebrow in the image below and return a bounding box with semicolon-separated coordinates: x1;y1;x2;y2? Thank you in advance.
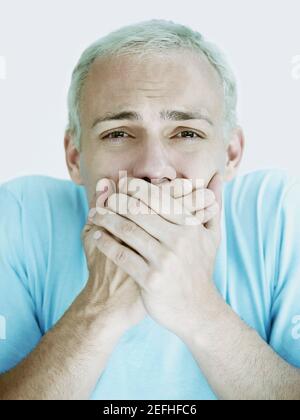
91;109;214;129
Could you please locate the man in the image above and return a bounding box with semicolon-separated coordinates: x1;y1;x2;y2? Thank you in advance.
0;19;300;400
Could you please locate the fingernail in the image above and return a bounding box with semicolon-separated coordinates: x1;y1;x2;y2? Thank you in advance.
93;231;102;240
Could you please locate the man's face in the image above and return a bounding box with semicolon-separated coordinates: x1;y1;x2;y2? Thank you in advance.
77;50;232;200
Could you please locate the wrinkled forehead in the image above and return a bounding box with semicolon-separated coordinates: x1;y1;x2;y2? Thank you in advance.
79;50;225;125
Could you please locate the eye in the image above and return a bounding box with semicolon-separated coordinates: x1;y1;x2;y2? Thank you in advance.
101;131;130;142
100;129;206;143
103;131;128;139
176;130;205;140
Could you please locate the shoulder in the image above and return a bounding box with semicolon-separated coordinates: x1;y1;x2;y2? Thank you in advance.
1;175;85;205
223;169;299;223
0;175;88;220
224;168;297;199
0;175;88;260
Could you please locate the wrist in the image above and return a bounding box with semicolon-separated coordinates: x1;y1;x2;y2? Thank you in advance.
177;285;230;348
74;284;126;342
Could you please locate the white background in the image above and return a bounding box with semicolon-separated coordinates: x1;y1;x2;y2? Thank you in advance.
0;0;300;184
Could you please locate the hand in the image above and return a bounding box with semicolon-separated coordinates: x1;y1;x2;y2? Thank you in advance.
81;179;147;333
89;174;223;338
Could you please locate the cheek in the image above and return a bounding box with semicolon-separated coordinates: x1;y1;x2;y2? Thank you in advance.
175;148;219;181
81;150;135;197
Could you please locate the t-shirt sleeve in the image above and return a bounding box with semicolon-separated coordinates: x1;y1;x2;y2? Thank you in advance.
268;176;300;368
0;185;42;374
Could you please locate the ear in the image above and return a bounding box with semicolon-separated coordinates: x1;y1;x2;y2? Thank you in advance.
223;127;245;182
64;131;84;185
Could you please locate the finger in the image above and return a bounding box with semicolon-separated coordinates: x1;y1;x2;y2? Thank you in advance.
164;179;216;225
87;179;119;246
176;188;215;214
110;193;208;232
86;191;102;229
164;177;207;199
205;173;223;234
163;178;193;199
196;201;220;224
90;209;162;266
105;193;177;246
93;228;149;288
118;177;193;225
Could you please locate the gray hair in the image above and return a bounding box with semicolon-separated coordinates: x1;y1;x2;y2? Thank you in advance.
66;19;238;151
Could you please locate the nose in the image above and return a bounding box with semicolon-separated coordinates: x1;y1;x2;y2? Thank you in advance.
132;141;176;185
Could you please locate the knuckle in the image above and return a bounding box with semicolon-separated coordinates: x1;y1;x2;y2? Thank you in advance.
92;213;105;228
93;212;106;226
121;220;136;235
99;211;115;227
99;235;109;250
96;206;112;217
115;248;127;264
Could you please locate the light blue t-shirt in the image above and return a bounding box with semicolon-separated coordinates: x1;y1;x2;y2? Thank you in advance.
0;169;300;400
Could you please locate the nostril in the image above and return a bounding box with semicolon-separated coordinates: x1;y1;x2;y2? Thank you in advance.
151;178;170;186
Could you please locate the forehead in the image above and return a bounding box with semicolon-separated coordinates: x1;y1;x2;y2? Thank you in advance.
80;50;224;123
